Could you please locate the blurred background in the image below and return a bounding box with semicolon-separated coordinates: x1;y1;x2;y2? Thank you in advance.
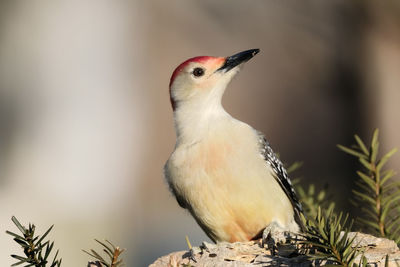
0;1;399;266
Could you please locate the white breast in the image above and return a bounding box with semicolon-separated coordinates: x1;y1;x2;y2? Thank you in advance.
165;118;296;242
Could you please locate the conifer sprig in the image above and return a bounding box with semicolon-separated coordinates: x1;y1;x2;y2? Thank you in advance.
83;239;125;267
6;216;62;267
298;208;367;267
288;161;336;219
338;129;400;244
296;184;336;219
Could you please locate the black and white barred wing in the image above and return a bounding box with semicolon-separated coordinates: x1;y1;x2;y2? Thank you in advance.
256;131;304;229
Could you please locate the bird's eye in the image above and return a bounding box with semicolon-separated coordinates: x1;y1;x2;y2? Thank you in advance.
192;68;205;77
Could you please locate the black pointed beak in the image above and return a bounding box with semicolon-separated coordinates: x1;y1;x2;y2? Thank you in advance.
216;49;260;73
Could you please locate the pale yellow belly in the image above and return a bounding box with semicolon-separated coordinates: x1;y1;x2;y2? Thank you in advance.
169;134;295;242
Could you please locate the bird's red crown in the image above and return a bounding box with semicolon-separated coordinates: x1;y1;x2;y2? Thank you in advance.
169;56;214;88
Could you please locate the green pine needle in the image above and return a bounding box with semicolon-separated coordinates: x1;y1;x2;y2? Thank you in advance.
338;128;400;245
83;240;125;267
295;183;336;220
6;216;62;267
297;208;366;267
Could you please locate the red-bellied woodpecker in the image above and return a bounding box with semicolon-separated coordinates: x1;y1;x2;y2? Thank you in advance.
164;49;303;244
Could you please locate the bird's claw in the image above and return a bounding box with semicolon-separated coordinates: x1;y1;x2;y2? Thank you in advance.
188;248;197;262
262;222;296;255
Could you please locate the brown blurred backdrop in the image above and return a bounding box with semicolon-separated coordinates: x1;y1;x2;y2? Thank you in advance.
0;1;399;266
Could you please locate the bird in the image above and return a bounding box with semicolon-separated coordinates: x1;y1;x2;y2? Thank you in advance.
164;49;303;244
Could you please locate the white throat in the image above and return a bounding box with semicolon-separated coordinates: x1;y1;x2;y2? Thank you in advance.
173;84;231;145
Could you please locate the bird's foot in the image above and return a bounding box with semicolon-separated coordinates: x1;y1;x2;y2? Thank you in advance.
188;248;198;262
262;222;297;256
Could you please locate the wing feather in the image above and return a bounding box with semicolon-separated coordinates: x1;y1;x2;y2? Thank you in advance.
256;131;305;230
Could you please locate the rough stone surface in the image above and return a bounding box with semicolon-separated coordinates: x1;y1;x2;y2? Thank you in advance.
149;232;400;267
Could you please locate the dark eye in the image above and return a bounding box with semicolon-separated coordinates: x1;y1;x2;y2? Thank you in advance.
192;67;205;77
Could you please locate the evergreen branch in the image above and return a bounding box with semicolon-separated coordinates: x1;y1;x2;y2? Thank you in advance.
338;129;400;245
297;208;367;266
286;161;336;220
295;183;336;220
84;240;125;267
6;216;62;267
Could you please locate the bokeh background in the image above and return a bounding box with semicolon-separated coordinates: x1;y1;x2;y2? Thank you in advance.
1;1;400;266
